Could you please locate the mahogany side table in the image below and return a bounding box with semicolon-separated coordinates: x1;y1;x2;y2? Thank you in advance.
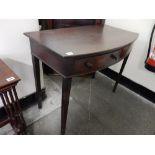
0;59;26;134
25;25;138;134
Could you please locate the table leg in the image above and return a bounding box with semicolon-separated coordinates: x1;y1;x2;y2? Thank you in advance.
12;86;27;134
32;55;42;109
91;72;96;79
61;77;72;135
113;55;129;92
0;93;17;132
0;86;26;135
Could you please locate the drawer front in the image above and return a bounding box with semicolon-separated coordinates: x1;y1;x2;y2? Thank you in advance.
72;46;130;76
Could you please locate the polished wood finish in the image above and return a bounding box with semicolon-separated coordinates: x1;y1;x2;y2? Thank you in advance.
61;77;72;135
0;59;26;134
39;19;103;30
72;46;130;76
25;25;137;59
49;19;103;29
0;60;20;89
25;25;138;134
39;19;104;74
113;54;130;92
32;55;42;109
0;118;9;127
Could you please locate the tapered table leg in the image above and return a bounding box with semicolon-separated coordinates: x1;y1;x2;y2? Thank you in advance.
91;72;96;79
32;55;42;109
61;77;72;135
113;55;129;92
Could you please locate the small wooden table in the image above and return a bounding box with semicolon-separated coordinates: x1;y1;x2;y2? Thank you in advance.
0;59;26;134
25;25;138;134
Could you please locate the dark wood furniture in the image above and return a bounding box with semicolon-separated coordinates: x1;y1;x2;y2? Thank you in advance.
0;59;26;134
39;19;104;30
39;19;104;74
25;25;138;134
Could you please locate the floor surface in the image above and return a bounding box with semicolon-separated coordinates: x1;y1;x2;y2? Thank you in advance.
1;72;155;135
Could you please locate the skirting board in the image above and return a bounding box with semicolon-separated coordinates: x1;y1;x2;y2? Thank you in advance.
100;68;155;103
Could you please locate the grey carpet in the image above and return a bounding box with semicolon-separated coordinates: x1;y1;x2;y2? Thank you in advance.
1;72;155;135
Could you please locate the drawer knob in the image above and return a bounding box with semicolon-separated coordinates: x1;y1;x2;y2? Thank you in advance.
110;54;117;60
85;62;93;68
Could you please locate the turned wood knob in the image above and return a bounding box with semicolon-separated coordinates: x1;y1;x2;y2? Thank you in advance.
110;54;117;60
85;62;93;68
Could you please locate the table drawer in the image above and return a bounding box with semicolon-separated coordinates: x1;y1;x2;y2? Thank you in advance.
72;47;130;76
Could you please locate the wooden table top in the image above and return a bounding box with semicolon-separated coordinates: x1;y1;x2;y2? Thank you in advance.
0;59;20;89
25;25;138;58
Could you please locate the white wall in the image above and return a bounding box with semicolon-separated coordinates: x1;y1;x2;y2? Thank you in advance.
0;19;41;107
0;19;154;108
106;19;155;92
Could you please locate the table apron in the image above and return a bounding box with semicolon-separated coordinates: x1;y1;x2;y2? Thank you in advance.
30;39;132;77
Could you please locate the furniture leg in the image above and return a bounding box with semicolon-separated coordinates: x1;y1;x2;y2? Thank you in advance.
61;77;72;135
0;93;17;132
12;86;27;134
113;55;129;92
91;72;96;79
0;87;26;134
32;55;42;109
